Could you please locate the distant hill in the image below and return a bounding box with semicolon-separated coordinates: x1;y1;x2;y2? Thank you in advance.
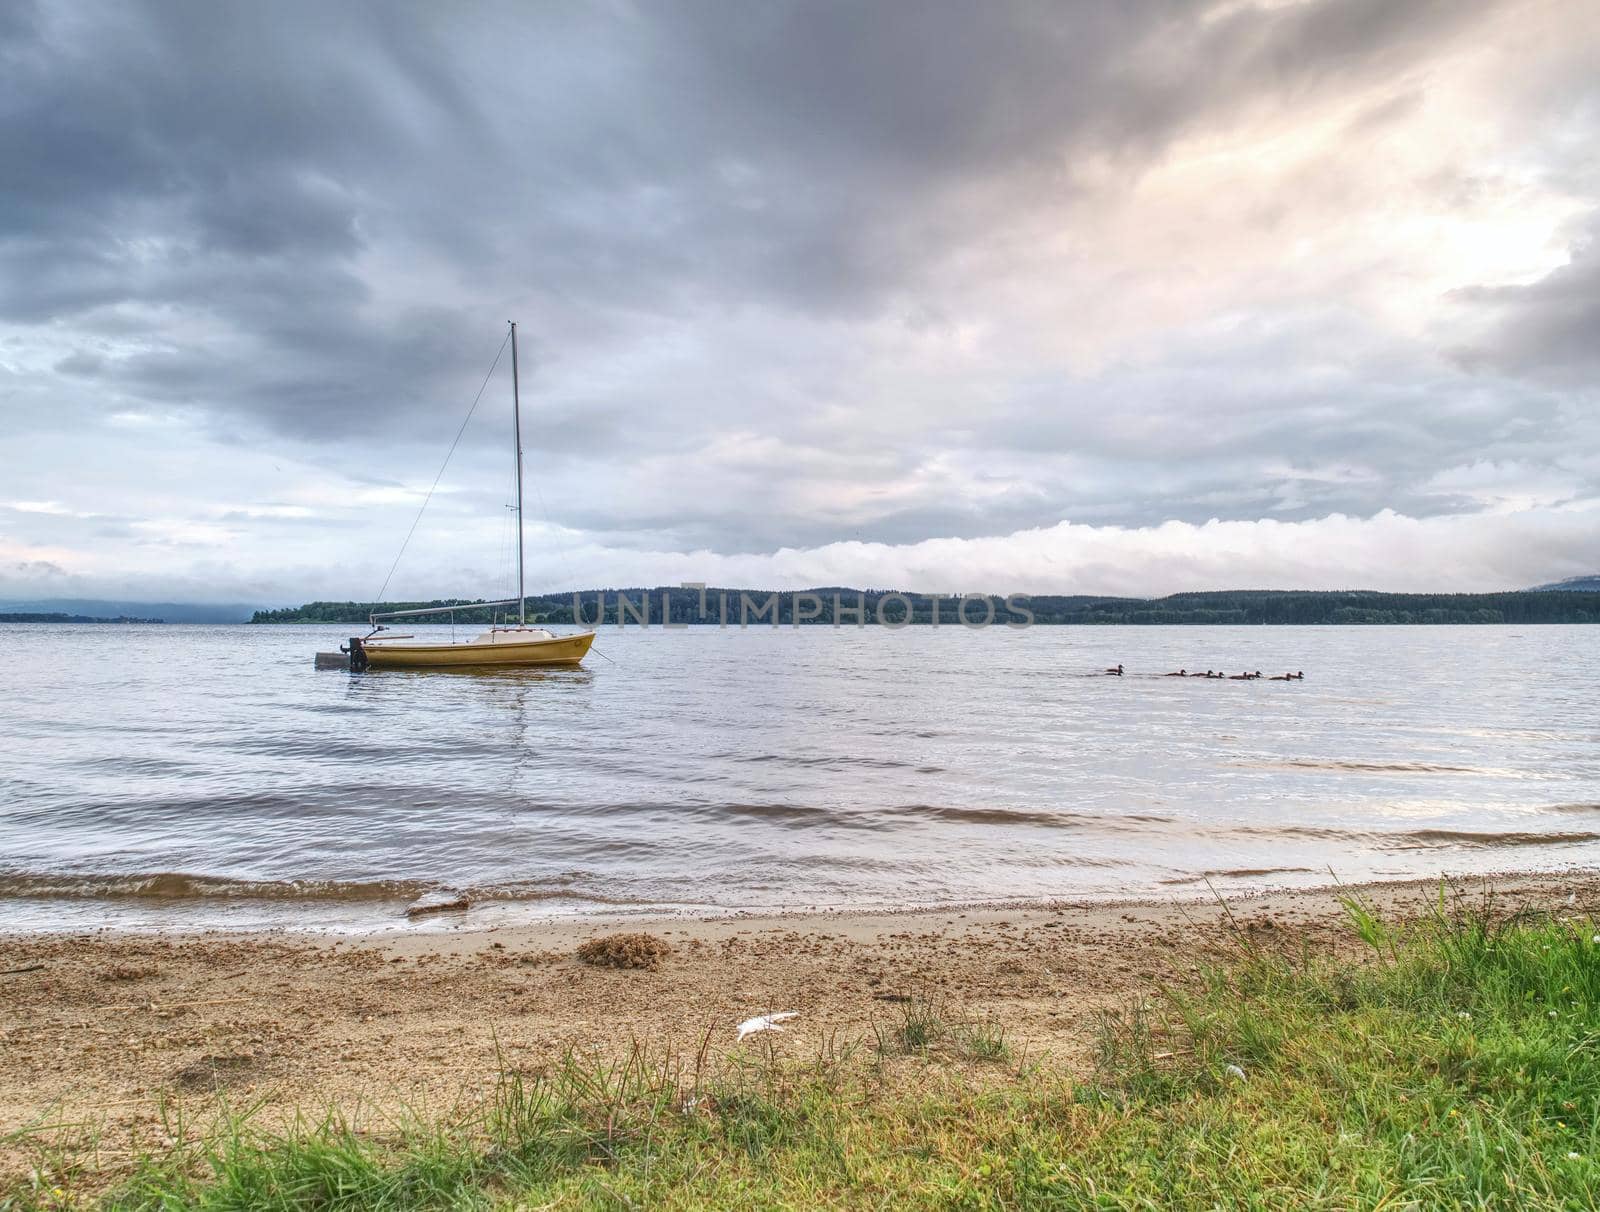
253;587;1600;626
0;611;164;624
1529;575;1600;592
0;598;261;623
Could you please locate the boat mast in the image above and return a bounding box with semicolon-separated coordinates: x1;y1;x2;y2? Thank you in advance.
510;321;526;626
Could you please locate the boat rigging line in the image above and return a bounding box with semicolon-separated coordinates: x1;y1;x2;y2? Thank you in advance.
371;327;513;608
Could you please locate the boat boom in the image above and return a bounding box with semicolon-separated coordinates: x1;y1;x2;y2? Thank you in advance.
368;598;524;625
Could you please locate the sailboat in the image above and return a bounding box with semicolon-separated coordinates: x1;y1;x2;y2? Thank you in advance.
344;322;596;671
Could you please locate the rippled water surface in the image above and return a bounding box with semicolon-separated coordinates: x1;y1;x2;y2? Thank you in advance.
2;623;1596;930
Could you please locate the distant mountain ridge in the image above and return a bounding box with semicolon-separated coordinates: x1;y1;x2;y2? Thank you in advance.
251;587;1600;626
0;598;261;623
0;611;164;624
1528;575;1600;592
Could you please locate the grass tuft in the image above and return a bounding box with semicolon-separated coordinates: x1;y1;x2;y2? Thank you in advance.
872;997;1012;1064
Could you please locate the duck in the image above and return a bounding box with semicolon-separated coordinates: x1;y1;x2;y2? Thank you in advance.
1164;669;1188;677
1104;663;1124;675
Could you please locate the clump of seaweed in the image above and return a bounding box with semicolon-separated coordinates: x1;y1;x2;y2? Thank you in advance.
100;963;160;982
576;932;673;970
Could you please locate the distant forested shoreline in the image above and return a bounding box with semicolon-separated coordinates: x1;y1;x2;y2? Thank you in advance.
0;612;165;624
251;587;1598;626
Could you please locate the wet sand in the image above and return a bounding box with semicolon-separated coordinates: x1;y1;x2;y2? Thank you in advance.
3;871;1597;1181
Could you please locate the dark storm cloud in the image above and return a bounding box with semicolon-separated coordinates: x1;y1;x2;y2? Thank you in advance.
4;0;1497;397
3;0;1597;564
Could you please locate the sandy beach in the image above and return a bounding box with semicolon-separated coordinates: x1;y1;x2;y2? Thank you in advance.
3;870;1596;1183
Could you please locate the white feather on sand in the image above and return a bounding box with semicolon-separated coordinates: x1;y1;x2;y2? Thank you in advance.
736;1011;798;1040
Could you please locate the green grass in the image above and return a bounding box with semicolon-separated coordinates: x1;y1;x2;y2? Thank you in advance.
7;896;1600;1209
872;997;1013;1063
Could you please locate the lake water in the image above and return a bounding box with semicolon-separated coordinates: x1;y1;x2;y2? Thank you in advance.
1;623;1596;931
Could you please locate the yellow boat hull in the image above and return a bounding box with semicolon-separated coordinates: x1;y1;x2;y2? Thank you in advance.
361;630;595;669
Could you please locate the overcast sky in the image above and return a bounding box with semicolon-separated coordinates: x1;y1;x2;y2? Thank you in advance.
2;0;1598;605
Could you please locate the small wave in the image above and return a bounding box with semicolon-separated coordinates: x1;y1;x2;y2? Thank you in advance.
884;803;1069;827
0;872;426;902
716;802;837;824
461;882;659;907
1384;829;1600;850
1252;759;1484;775
1230;824;1361;841
1226;824;1600;850
881;804;1176;830
0;872;652;907
732;753;936;771
82;755;196;777
218;736;509;761
1160;866;1318;885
